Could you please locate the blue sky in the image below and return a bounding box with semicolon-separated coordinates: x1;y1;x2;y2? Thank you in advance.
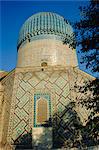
1;0;97;77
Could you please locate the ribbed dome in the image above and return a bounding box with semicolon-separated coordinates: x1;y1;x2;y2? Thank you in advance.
17;12;73;49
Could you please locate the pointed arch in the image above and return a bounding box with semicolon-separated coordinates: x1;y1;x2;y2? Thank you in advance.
36;98;48;125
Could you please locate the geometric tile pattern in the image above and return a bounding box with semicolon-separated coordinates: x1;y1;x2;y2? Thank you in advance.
52;68;94;148
1;71;15;143
5;67;94;148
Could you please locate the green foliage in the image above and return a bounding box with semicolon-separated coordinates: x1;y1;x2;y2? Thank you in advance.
75;0;99;72
53;102;99;148
81;116;99;147
75;79;99;115
14;102;98;149
74;1;99;147
63;33;76;49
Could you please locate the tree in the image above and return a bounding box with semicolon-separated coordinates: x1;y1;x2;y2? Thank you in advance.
75;0;99;73
74;0;99;116
74;0;99;147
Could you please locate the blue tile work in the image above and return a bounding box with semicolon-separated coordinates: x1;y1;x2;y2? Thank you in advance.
34;93;51;127
17;12;73;49
6;68;98;149
19;34;65;49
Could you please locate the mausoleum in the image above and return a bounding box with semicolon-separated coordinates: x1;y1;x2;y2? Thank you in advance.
0;12;95;150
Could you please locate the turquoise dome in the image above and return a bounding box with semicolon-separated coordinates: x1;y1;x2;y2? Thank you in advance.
17;12;73;49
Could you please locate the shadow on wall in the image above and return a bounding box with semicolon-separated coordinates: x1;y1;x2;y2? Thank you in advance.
53;102;99;149
53;102;83;149
14;102;99;149
14;131;32;150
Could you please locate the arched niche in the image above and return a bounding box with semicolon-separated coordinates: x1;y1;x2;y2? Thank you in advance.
36;98;48;125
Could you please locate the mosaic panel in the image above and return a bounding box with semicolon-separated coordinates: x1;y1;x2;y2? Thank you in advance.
0;71;15;144
16;86;25;99
55;76;66;89
36;99;48;124
34;93;51;127
6;67;95;149
52;68;95;149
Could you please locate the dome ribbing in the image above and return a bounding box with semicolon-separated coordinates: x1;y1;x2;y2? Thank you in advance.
17;12;73;49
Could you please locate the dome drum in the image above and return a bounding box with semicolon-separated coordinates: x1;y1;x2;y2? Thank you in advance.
17;12;77;68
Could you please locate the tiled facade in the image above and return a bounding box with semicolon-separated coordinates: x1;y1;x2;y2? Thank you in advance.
0;12;97;150
0;71;15;149
0;66;95;149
